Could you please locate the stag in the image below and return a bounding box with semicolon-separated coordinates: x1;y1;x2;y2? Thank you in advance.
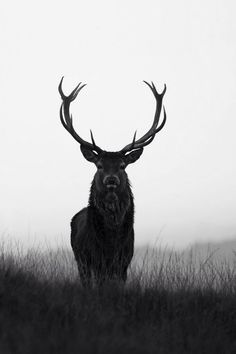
58;78;166;285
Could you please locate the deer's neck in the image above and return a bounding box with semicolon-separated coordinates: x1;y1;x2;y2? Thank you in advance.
88;180;134;229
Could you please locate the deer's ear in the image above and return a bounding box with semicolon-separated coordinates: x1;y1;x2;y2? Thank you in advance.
80;145;98;163
124;148;143;165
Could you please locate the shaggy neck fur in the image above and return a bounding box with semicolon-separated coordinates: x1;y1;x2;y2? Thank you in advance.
88;179;134;229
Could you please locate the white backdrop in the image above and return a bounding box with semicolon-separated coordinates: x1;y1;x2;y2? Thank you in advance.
1;0;236;249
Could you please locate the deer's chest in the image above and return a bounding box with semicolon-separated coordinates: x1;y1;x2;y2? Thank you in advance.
92;224;127;256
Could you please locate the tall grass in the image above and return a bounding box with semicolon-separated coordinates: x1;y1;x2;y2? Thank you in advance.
0;241;236;353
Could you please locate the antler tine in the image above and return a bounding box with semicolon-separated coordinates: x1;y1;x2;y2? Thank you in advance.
59;77;103;153
120;81;166;154
90;129;98;150
130;130;137;150
58;77;86;101
129;107;167;150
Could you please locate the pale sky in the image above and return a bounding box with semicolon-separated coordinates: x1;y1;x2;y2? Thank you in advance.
1;0;236;249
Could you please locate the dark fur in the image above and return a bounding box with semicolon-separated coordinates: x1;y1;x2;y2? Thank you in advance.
59;78;166;285
70;150;142;285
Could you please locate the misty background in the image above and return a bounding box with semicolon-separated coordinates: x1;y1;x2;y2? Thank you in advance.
0;0;236;250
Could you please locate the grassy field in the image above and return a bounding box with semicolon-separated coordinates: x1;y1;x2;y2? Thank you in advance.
0;242;236;353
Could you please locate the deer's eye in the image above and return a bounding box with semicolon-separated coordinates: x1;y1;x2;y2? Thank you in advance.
97;163;103;169
120;163;126;169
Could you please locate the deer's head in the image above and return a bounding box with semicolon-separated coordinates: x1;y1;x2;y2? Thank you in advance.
58;78;166;195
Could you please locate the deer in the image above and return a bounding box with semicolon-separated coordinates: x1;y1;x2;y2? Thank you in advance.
58;78;166;285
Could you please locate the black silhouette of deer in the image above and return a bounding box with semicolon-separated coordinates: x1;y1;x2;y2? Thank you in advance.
58;78;166;285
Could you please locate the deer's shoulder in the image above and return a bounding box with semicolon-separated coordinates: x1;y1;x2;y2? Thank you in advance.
71;208;89;231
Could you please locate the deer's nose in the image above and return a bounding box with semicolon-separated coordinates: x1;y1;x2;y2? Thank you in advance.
103;175;120;188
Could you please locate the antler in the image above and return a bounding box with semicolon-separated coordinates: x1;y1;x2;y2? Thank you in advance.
58;77;103;153
120;81;167;154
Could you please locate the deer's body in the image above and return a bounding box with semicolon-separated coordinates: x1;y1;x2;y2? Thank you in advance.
71;196;134;283
58;78;166;285
71;153;135;283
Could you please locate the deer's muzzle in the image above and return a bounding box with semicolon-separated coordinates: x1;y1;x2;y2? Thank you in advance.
103;175;120;189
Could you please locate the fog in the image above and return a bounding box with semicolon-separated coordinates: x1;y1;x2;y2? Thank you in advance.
1;0;236;249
